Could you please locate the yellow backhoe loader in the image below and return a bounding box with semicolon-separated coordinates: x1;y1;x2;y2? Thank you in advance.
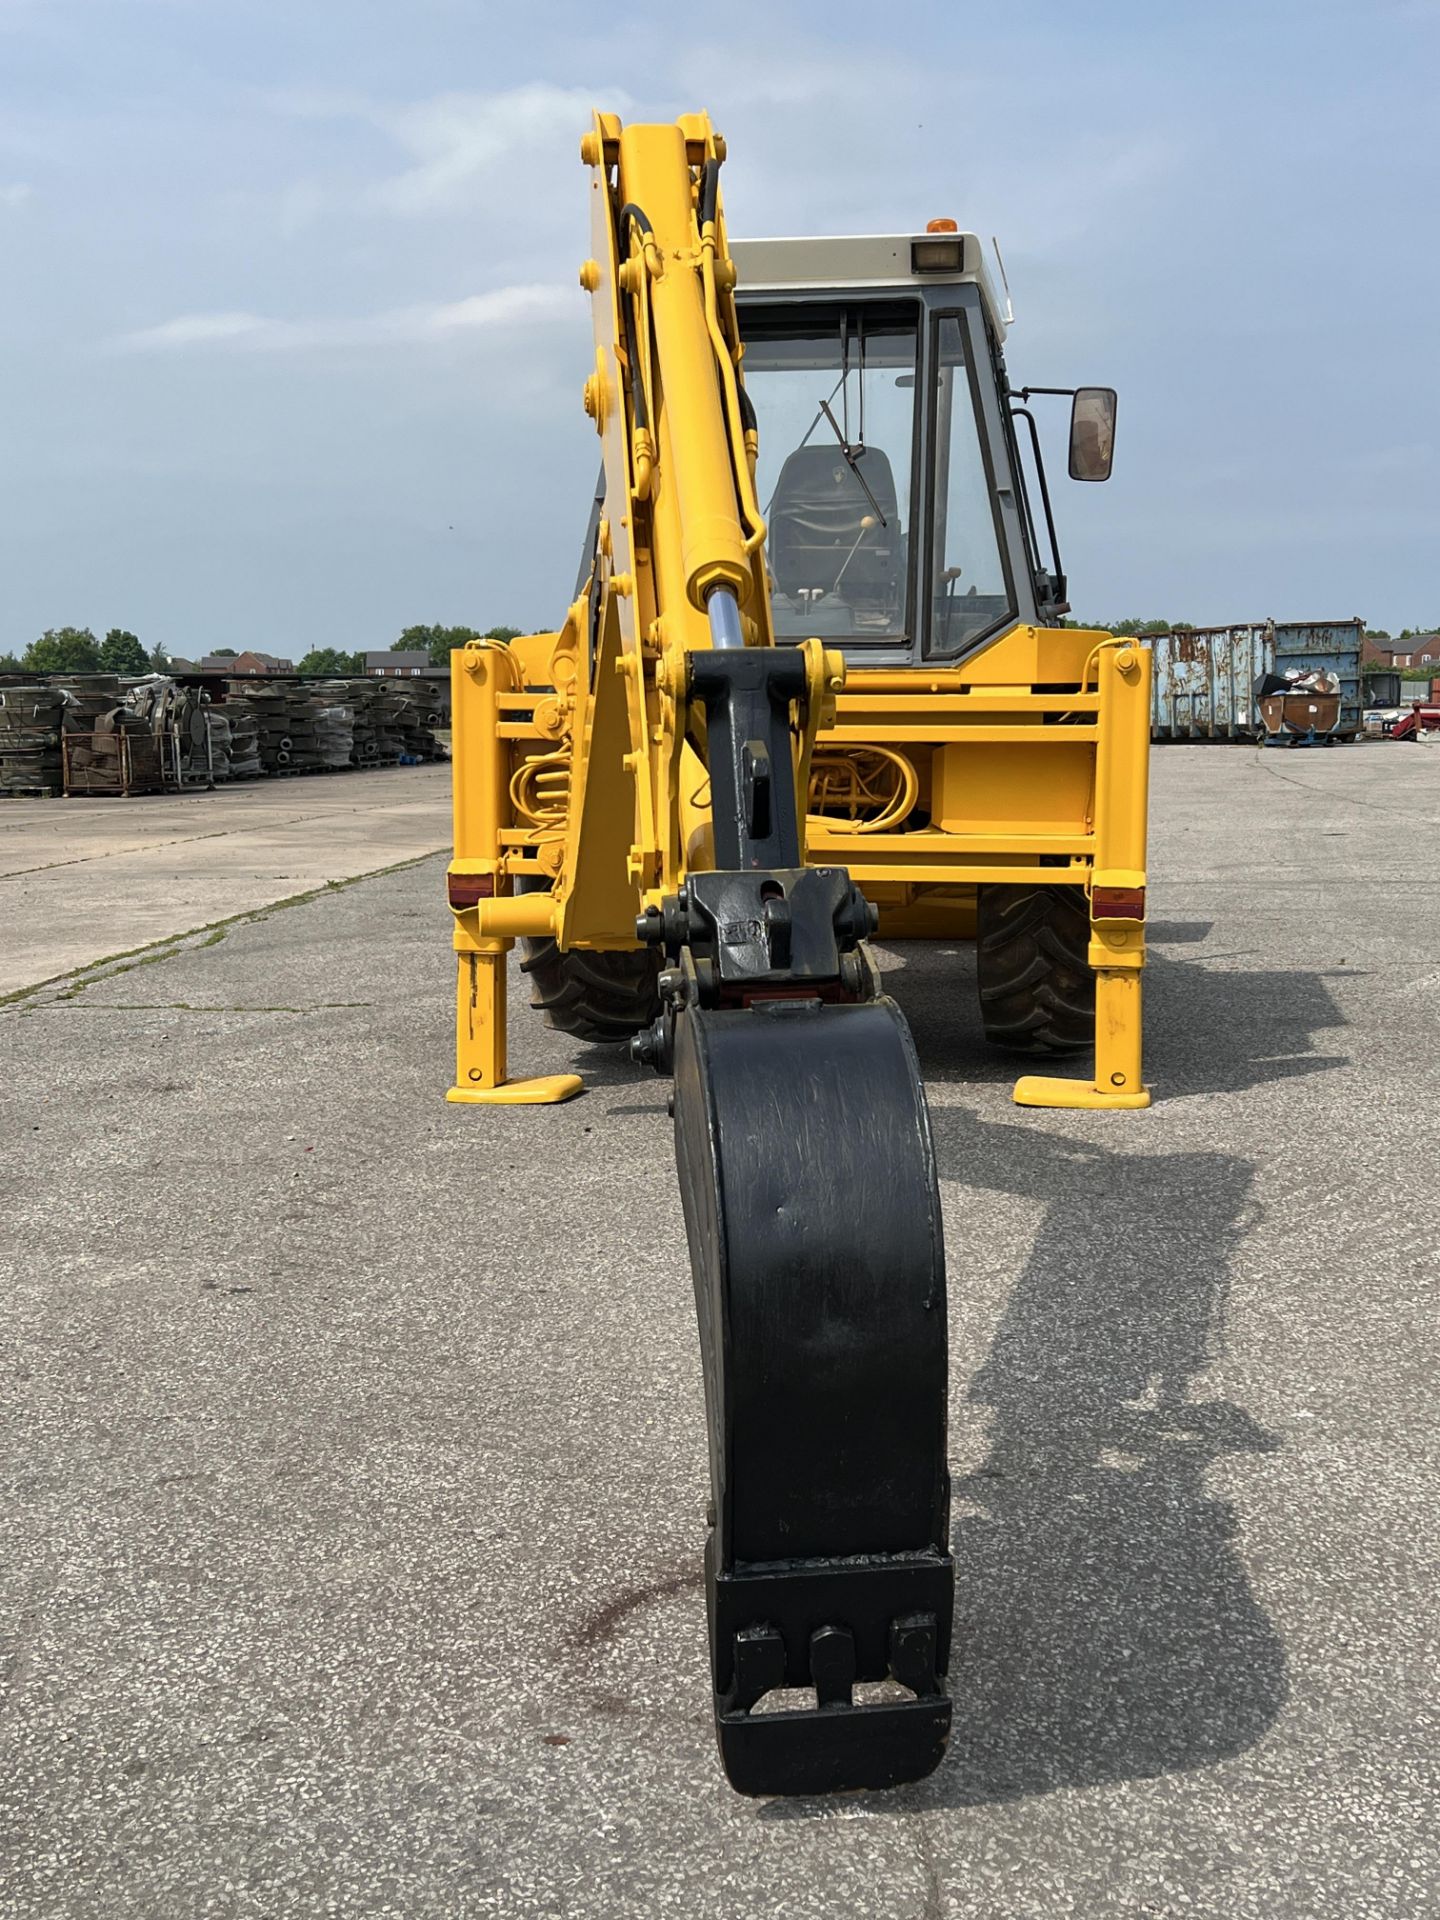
446;111;1152;1795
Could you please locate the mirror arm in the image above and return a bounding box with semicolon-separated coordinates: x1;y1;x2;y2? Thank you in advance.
1010;406;1066;609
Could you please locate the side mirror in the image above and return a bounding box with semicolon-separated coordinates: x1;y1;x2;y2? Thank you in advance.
1069;387;1117;482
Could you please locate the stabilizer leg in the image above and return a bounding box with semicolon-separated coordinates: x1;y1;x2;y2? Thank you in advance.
1014;964;1150;1109
1017;640;1152;1110
448;940;582;1106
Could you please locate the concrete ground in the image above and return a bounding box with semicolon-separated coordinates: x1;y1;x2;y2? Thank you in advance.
1;743;1437;1919
0;766;451;995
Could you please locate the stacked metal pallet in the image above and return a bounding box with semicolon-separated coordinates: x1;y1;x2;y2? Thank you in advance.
307;680;373;766
203;708;234;781
317;677;444;763
224;686;299;774
396;678;445;759
222;686;357;774
275;692;318;772
58;673;123;726
61;675;164;795
0;671;445;798
309;679;393;764
226;705;261;779
127;677;215;784
0;681;66;796
309;698;355;770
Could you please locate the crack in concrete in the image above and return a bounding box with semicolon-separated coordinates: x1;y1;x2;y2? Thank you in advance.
0;826;236;881
0;851;441;1010
912;1814;945;1920
1254;750;1440;823
25;1000;374;1014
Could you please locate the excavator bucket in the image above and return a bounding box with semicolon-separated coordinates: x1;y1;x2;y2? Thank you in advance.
674;995;952;1794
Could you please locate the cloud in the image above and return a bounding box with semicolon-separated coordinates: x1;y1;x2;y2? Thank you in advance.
113;283;579;353
0;181;34;208
672;45;909;114
372;83;607;215
662;40;1179;275
268;81;629;221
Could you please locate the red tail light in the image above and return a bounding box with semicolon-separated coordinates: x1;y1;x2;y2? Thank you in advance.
447;873;495;908
1092;886;1145;920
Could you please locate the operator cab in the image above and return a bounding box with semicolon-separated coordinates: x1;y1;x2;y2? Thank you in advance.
730;229;1112;666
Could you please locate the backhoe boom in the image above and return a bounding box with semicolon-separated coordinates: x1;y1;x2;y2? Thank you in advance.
446;105;1154;1795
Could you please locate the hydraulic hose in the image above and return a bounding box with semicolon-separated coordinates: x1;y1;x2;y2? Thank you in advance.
696;160;767;559
617;201;655;241
621;297;649;432
699;158;720;233
615;201;654;434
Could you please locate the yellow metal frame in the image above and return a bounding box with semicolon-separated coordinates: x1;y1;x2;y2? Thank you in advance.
807;628;1153;1110
447;641;581;1105
445;111;1154;1113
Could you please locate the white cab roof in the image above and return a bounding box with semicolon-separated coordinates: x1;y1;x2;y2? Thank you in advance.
729;232;1009;336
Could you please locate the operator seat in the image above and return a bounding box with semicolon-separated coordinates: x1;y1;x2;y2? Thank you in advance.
768;445;901;611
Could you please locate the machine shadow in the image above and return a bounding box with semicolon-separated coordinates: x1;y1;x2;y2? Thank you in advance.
883;925;1350;1098
515;918;1352;1105
917;1110;1288;1806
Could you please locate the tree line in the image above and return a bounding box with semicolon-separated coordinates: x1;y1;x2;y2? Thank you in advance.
289;625;523;676
0;622;524;678
12;617;1427;685
1;627;155;675
1060;618;1194;635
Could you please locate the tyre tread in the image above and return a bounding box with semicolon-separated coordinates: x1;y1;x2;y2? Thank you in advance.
975;884;1094;1053
519;938;662;1043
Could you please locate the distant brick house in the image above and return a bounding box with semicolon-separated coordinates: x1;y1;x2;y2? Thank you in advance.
363;650;430;677
1368;633;1440;669
198;650;294;675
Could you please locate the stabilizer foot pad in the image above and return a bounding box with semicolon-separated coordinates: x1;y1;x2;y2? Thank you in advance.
718;1695;952;1797
447;1074;583;1105
1013;1073;1151;1110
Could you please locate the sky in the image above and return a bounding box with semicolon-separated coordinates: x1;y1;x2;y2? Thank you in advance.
0;0;1436;657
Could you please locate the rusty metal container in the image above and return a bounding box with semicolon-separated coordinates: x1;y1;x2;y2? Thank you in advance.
1150;625;1268;740
1270;620;1362;740
1256;680;1342;745
1150;618;1362;742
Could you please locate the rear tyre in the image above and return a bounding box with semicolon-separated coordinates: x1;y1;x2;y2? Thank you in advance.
519;939;662;1043
976;883;1094;1053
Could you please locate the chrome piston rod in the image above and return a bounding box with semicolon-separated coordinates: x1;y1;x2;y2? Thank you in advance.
706;585;745;650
